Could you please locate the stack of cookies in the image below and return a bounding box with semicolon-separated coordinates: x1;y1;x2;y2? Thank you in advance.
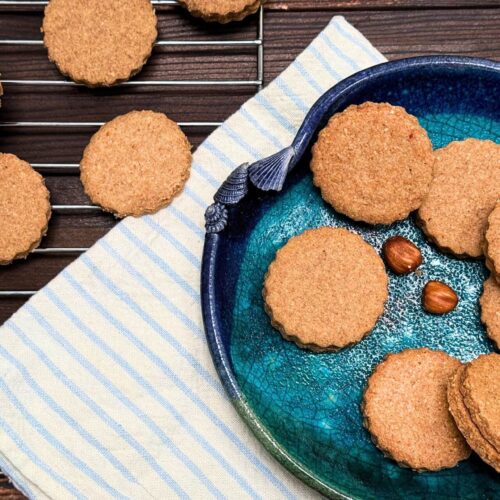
448;353;500;473
263;101;500;473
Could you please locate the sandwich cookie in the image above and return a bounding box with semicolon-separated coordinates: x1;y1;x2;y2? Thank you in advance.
81;110;192;218
310;102;434;225
362;348;470;471
480;277;500;350
0;153;51;265
263;227;388;351
42;0;157;86
485;202;500;283
179;0;265;23
418;139;500;258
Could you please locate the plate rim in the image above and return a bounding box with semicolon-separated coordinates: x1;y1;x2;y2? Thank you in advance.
200;55;500;499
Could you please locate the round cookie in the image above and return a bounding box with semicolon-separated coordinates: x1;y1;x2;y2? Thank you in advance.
80;110;192;218
179;0;264;23
0;153;51;264
480;277;500;350
461;353;500;454
418;139;500;258
447;365;500;473
362;348;470;471
485;202;500;283
42;0;157;86
263;227;388;351
310;102;434;225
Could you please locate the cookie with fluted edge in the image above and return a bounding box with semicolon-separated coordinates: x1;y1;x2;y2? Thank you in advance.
447;365;500;473
81;110;192;218
0;153;51;265
461;353;500;455
310;102;434;225
42;0;157;86
263;227;388;352
179;0;264;23
485;202;500;283
418;139;500;258
480;277;500;350
362;348;470;471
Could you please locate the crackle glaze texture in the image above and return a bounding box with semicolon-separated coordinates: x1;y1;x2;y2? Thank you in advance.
207;61;500;499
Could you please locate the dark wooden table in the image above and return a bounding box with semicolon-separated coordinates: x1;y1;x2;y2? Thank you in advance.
0;0;499;497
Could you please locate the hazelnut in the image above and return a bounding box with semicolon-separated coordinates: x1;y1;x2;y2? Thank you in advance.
422;281;458;315
383;236;422;274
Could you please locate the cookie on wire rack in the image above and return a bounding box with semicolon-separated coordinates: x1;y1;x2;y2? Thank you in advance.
42;0;158;86
179;0;265;23
80;110;192;218
0;153;51;265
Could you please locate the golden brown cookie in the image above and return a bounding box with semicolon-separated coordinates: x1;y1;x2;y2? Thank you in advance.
0;153;51;265
179;0;264;23
80;110;192;218
418;139;500;258
480;277;500;350
42;0;157;86
461;353;500;454
447;365;500;473
263;227;388;351
310;102;434;225
485;202;500;283
362;348;470;471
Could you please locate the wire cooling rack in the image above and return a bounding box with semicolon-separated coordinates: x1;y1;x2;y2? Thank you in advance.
0;0;265;298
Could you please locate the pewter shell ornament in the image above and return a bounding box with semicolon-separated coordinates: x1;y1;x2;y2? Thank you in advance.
205;146;297;233
205;202;228;234
249;146;295;191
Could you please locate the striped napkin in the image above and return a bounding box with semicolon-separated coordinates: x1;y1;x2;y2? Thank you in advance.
0;17;385;499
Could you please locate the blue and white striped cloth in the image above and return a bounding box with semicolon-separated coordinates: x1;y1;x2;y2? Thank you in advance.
0;17;385;499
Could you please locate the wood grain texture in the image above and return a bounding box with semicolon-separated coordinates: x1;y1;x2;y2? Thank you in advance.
0;1;499;497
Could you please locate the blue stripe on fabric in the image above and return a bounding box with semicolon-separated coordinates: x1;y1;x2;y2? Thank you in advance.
185;186;208;209
275;78;309;114
75;259;222;395
0;415;84;500
0;345;137;485
39;290;243;500
201;141;236;169
99;239;203;336
118;224;199;300
61;267;293;499
169;205;204;240
24;304;188;500
193;162;220;189
254;93;296;135
294;59;325;95
319;31;361;72
0;376;126;500
239;107;284;150
8;323;176;494
332;17;385;64
143;216;201;267
308;45;343;81
221;123;260;161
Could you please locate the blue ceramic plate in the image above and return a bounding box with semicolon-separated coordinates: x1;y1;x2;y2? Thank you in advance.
201;56;500;499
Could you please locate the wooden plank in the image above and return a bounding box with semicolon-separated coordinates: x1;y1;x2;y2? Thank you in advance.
266;0;500;9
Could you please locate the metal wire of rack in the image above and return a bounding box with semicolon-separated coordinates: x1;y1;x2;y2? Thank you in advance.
0;0;265;297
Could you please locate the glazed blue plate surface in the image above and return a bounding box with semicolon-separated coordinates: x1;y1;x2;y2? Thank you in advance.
201;56;500;499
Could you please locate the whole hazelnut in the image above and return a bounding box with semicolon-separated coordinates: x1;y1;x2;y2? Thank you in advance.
422;281;459;315
383;236;422;274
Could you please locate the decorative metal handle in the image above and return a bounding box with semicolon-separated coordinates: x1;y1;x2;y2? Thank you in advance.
205;146;296;234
